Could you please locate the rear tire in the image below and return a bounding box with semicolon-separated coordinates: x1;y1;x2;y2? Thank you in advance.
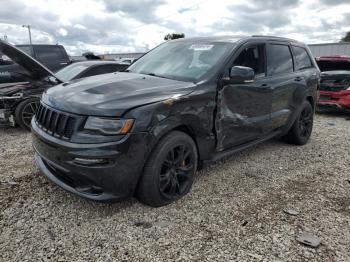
137;131;198;207
282;100;313;145
15;97;40;131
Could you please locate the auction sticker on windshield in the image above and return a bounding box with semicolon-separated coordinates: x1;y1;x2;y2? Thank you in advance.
189;44;213;51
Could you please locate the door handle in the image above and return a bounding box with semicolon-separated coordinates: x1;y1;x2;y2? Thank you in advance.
294;76;303;82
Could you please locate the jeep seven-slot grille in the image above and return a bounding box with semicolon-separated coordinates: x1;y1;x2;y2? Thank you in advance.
35;103;77;139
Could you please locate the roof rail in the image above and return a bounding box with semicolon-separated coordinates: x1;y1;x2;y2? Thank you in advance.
251;35;296;41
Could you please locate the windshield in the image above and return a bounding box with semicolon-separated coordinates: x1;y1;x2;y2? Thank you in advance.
128;41;233;82
55;63;90;82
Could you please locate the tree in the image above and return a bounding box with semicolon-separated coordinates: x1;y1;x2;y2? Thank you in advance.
164;33;185;41
341;31;350;42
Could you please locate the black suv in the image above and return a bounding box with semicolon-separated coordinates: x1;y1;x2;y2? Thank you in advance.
32;36;319;207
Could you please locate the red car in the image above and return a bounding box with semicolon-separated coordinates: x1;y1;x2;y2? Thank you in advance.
316;55;350;112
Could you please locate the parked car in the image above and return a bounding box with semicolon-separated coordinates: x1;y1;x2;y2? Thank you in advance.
316;55;350;112
0;44;71;84
16;44;71;72
55;60;128;83
32;36;319;207
0;40;129;130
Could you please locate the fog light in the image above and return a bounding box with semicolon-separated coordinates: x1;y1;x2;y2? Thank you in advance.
73;158;108;165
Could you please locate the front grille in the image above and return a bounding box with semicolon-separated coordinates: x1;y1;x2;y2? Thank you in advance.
35;103;77;139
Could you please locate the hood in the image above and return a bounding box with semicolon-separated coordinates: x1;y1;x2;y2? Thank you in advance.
42;72;197;116
0;40;61;82
317;59;350;72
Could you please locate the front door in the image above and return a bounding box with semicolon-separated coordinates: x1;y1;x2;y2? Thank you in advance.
215;43;272;151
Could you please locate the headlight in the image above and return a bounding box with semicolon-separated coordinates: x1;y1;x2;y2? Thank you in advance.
84;117;134;135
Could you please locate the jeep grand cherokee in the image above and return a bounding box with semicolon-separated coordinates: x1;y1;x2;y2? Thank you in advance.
32;36;320;207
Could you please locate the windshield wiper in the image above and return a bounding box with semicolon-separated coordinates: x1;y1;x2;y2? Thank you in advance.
142;72;169;79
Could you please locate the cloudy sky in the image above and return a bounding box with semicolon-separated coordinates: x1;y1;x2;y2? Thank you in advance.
0;0;349;55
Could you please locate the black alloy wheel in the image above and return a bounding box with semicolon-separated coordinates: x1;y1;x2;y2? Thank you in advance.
159;144;195;199
298;105;313;138
137;131;198;207
15;97;40;131
283;100;314;145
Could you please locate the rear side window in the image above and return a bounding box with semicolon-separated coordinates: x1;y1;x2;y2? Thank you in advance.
112;64;129;72
267;44;293;75
81;64;130;78
80;65;113;78
292;46;313;70
99;65;120;74
34;46;66;60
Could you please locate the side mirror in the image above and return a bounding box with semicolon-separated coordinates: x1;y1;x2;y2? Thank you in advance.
224;66;255;84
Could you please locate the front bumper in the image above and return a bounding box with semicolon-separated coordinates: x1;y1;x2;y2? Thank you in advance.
318;90;350;110
32;119;150;201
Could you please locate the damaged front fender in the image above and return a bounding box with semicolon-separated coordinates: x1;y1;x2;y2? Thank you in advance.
124;88;217;161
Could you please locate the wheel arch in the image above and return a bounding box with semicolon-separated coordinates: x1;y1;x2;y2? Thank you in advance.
306;95;315;109
150;123;199;156
147;118;214;164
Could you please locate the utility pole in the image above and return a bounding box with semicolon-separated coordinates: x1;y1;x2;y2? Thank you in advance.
22;25;32;45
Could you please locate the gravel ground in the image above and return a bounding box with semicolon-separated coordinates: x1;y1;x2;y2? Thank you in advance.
0;113;349;262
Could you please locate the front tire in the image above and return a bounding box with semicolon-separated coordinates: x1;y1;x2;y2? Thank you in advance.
15;97;40;131
283;100;314;145
137;131;198;207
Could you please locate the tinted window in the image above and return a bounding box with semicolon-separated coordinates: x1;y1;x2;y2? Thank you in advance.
55;63;90;81
34;46;65;60
81;66;110;78
112;64;129;72
16;46;33;56
233;44;265;77
293;46;312;70
267;44;293;75
99;65;119;74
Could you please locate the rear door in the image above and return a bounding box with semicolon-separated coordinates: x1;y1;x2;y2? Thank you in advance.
216;42;273;151
291;45;318;101
266;42;297;130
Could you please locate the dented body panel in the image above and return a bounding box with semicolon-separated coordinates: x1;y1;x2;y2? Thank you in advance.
215;79;272;151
